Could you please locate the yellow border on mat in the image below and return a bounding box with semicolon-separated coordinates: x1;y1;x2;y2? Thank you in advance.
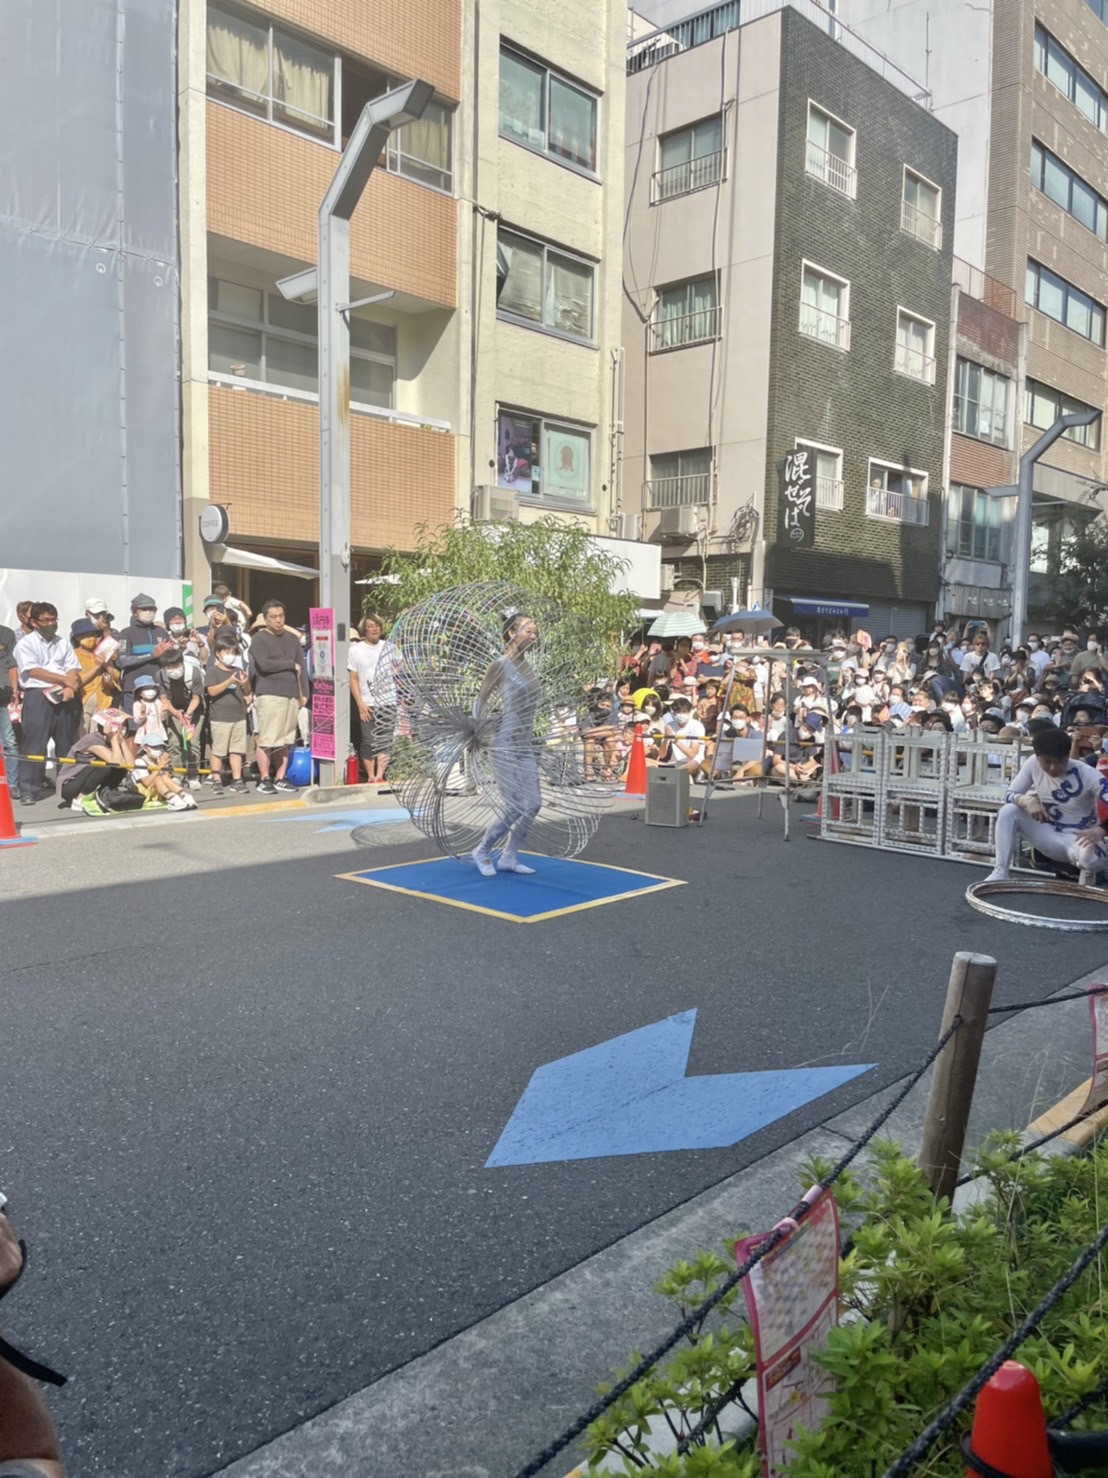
334;853;686;924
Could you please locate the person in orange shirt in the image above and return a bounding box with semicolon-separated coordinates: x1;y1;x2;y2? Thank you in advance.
69;619;120;733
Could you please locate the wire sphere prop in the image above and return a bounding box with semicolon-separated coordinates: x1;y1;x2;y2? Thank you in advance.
965;878;1108;931
376;581;611;862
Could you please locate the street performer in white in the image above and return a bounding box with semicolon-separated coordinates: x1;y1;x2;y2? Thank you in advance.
986;725;1108;883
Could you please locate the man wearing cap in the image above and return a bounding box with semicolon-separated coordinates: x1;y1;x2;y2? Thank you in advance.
83;597;118;639
116;594;174;710
14;603;81;805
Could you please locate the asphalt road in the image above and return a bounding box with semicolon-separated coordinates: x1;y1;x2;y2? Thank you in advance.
4;795;1107;1477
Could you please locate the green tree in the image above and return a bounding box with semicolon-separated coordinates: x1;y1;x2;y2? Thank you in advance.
372;515;643;671
1039;514;1108;631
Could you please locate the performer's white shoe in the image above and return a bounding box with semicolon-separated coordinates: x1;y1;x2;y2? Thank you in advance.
472;847;496;877
983;868;1009;883
497;854;536;875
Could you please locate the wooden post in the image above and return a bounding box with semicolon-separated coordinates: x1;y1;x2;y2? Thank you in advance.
918;952;997;1203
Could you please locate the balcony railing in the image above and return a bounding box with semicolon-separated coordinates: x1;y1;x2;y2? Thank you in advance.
866;486;930;525
648;473;712;508
894;342;936;384
652;148;725;202
952;256;1017;316
901;198;942;249
805;141;857;198
815;476;844;510
799;302;851;351
650;305;722;350
626;0;931;107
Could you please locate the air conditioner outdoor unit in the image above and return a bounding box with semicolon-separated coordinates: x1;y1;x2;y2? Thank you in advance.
614;512;642;541
701;590;724;618
658;506;699;540
660;563;677;591
472;485;518;522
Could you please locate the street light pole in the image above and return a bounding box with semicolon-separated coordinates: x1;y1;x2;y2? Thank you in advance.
281;78;434;786
984;407;1101;648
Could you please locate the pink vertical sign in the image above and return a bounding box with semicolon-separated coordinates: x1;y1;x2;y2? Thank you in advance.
309;607;337;762
737;1191;840;1477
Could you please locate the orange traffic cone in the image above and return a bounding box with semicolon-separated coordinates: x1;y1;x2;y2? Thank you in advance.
624;725;648;797
964;1362;1052;1478
0;747;35;849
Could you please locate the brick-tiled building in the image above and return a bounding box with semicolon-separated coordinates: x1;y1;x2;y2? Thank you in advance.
180;0;629;620
623;2;957;641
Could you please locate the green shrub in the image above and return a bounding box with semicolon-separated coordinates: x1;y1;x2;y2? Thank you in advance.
584;1136;1108;1476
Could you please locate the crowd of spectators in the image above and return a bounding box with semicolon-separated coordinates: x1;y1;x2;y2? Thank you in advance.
0;587;316;817
576;618;1108;791
5;593;1107;818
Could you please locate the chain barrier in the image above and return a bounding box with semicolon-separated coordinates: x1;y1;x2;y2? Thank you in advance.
510;1018;964;1478
21;752;211;778
987;985;1107;1014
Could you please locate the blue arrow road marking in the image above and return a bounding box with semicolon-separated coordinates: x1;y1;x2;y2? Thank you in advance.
486;1009;875;1166
266;808;410;833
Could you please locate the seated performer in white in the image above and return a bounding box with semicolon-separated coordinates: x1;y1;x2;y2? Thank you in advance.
986;724;1108;882
471;612;543;877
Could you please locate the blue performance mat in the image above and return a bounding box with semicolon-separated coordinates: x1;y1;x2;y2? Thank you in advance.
337;853;685;923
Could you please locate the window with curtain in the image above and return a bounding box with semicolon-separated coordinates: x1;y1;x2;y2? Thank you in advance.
497;228;595;342
805;104;856;197
208;276;396;409
499;45;598;175
207;4;334;141
649;449;712;507
652;277;719;350
894;309;936;383
388;99;453;192
655;116;724;200
799;265;850;349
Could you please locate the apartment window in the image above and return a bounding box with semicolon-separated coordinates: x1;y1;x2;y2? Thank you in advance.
654;116;724;202
894;309;936;384
1024;379;1102;449
799;264;850;350
1034;24;1108;131
499;45;598;174
901;169;942;249
207;3;335;140
208;277;396;409
797;441;844;511
866;461;929;525
207;6;454;190
953;359;1010;446
648;449;712;508
949;484;1003;563
651;277;719;350
496;228;595;342
497;410;592;503
805;103;856;198
1030;140;1108;240
1026;260;1106;344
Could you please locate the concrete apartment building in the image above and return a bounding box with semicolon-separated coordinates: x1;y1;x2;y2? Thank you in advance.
623;1;957;640
178;0;633;622
823;0;1108;632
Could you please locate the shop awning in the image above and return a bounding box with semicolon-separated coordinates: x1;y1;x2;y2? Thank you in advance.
786;597;871;619
214;545;319;580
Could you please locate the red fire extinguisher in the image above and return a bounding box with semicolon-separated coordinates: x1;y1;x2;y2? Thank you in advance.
345;749;361;785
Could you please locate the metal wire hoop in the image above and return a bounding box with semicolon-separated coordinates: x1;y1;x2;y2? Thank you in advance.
965;878;1108;931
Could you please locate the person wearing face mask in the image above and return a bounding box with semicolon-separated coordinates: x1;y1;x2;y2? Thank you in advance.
1068;630;1104;683
116;593;175;709
157;635;204;788
13;602;82;805
1024;632;1052;681
70;617;120;731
